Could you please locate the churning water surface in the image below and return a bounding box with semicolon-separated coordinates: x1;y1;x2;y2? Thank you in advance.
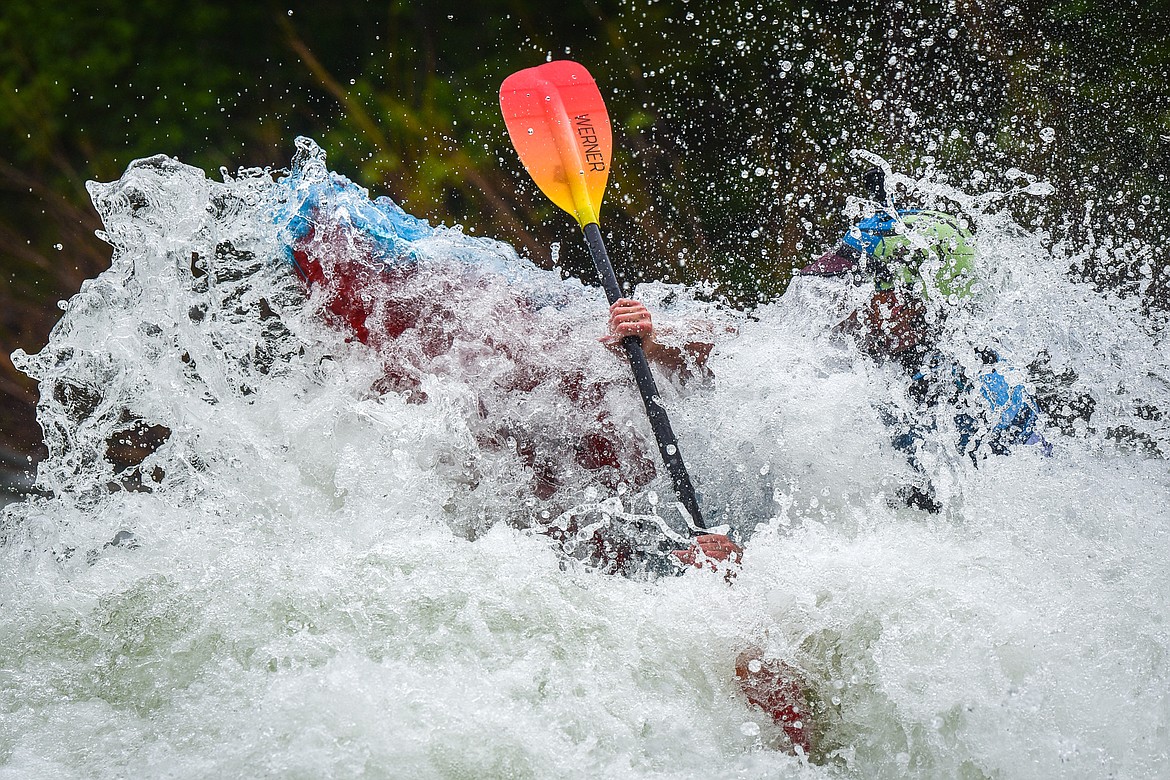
2;139;1168;779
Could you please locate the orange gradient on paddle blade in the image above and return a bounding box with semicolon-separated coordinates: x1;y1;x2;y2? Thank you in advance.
499;60;611;228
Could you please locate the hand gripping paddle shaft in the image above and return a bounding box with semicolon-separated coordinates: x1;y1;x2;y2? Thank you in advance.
500;60;705;528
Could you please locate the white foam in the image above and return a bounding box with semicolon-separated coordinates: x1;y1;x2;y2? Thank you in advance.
2;145;1168;778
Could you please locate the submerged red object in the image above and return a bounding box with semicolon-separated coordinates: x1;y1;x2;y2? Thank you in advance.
736;652;815;755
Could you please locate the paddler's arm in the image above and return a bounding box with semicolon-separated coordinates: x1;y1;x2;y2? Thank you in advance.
602;298;714;382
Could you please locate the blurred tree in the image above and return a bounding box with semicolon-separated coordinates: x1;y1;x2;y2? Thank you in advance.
0;0;314;459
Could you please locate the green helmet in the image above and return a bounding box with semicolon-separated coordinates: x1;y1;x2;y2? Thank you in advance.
801;209;978;300
848;209;977;301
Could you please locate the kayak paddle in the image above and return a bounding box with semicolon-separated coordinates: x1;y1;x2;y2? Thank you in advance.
499;60;706;528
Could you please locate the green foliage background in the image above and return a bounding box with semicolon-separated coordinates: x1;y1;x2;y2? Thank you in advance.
1;0;1168;467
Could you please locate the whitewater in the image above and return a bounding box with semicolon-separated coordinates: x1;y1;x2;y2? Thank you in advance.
1;137;1168;778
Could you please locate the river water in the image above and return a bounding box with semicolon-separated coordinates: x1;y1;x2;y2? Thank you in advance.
2;139;1167;778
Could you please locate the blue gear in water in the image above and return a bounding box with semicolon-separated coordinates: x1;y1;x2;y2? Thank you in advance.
901;354;1047;459
274;138;434;275
956;368;1045;456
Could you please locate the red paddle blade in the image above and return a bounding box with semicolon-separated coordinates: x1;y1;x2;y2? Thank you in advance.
499;60;612;228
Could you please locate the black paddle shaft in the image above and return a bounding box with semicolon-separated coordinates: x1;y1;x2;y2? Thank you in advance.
582;222;706;528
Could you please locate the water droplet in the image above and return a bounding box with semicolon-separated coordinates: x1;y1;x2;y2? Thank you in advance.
740;721;761;737
1040;127;1056;143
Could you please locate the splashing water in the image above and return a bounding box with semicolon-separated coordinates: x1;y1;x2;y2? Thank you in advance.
2;139;1168;779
